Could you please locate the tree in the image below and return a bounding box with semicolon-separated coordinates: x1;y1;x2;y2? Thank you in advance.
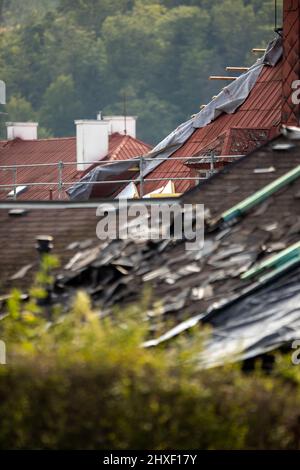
1;0;57;25
155;5;211;114
5;94;37;121
58;0;134;34
101;3;167;98
0;0;5;24
39;75;81;136
40;15;108;115
103;89;181;144
0;0;277;143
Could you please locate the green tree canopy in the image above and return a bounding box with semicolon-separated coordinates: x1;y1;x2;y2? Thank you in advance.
0;0;278;143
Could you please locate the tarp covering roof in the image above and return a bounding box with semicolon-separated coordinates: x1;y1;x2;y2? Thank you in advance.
199;265;300;367
2;128;300;367
0;133;150;201
68;36;283;201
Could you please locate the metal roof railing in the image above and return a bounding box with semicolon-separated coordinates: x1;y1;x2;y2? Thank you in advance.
0;154;245;200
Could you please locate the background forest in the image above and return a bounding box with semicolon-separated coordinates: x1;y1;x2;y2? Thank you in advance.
0;0;280;143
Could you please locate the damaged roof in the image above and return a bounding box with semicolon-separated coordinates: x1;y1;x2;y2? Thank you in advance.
72;36;283;200
137;3;300;198
142;60;282;195
1;128;300;365
0;202;102;291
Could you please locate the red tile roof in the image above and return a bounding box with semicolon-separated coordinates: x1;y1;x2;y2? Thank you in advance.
0;133;151;200
106;134;152;162
141;59;283;195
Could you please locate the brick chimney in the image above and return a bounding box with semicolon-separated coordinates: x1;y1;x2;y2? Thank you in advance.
282;0;300;125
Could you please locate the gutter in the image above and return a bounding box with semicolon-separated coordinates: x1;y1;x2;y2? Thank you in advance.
221;164;300;223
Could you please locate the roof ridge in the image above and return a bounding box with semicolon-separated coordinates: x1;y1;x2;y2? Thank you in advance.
35;136;76;142
126;133;152;149
111;134;130;159
0;136;76;144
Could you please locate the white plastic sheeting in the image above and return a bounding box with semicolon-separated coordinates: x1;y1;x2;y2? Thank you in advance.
117;182;139;199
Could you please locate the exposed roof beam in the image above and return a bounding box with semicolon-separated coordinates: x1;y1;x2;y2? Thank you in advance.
252;48;266;54
226;66;249;72
209;76;237;81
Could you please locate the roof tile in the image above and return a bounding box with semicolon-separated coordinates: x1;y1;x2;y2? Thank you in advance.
143;60;283;195
0;133;151;200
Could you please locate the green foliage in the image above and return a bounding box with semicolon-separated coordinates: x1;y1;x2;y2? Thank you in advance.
58;0;133;33
39;75;81;136
0;0;277;144
6;94;36;121
1;256;300;449
1;0;57;25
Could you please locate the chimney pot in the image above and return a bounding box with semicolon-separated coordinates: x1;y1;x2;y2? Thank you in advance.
103;116;137;138
6;122;38;141
36;235;54;254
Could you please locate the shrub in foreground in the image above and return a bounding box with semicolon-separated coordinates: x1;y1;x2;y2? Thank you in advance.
0;285;300;449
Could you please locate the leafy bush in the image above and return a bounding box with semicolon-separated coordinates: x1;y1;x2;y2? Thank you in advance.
1;259;300;449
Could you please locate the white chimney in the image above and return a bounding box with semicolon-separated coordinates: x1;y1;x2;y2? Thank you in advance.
103;116;137;138
6;122;38;141
75;119;109;171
